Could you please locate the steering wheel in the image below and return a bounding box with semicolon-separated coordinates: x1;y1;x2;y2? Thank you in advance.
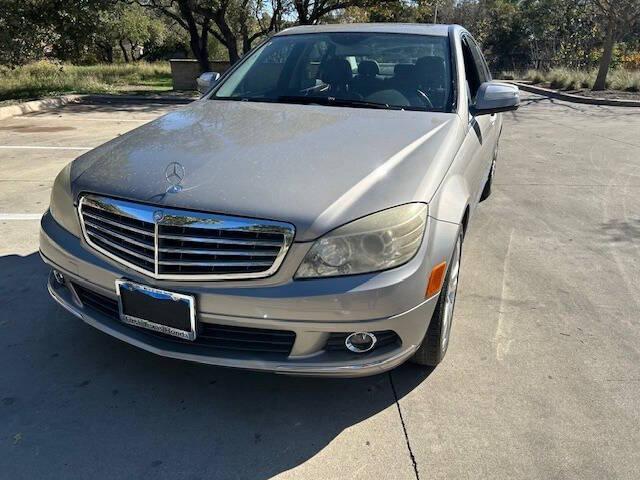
416;89;434;109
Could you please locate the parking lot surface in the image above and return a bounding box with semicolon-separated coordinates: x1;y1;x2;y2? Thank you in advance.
1;94;639;479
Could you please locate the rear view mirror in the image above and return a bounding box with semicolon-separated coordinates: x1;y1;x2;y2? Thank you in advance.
197;71;221;94
472;82;519;115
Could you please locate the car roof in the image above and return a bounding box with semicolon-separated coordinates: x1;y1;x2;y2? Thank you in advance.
275;23;458;38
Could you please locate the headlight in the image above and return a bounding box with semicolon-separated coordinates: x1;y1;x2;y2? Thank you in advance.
50;162;81;237
295;203;427;278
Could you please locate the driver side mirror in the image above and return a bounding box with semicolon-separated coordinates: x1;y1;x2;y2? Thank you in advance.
472;82;519;115
197;71;221;94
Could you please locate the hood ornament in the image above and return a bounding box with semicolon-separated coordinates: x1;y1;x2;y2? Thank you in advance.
165;162;185;193
153;210;164;223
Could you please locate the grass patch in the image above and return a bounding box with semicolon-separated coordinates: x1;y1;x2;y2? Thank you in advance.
524;69;547;85
517;67;640;92
608;69;640;92
0;61;172;101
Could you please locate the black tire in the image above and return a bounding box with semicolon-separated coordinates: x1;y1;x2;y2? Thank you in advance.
479;154;496;202
410;230;463;367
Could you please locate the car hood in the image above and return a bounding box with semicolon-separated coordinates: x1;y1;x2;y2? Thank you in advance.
71;100;463;241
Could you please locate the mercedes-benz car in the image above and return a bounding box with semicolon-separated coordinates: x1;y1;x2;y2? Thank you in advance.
40;24;519;377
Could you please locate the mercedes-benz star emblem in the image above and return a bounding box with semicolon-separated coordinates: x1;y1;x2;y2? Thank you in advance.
165;162;185;193
153;210;164;223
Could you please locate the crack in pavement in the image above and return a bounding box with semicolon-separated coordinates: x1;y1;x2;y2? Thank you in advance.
388;371;420;480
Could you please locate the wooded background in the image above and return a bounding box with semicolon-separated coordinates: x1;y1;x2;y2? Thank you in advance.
1;1;639;91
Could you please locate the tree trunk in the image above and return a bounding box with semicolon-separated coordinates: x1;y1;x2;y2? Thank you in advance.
199;20;211;69
294;1;312;24
242;36;252;55
119;40;130;63
186;25;210;70
593;21;615;91
211;8;240;64
241;24;252;56
175;0;210;71
106;47;114;63
226;39;240;64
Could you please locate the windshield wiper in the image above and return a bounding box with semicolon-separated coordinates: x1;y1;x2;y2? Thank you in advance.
211;96;278;103
275;95;403;110
212;95;413;111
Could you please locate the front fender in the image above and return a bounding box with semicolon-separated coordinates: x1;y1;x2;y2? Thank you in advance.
428;172;472;226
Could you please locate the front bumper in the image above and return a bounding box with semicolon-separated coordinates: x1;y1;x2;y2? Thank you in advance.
40;210;460;377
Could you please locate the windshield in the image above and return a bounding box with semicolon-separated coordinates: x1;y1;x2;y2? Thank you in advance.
211;32;454;112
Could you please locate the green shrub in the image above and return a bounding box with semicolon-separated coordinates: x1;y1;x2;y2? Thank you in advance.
518;67;639;92
523;69;546;84
499;71;516;80
608;69;640;92
546;68;593;90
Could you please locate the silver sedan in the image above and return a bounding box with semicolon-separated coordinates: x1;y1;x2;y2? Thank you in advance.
40;23;519;377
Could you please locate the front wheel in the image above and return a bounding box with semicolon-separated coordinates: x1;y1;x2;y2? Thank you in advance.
410;230;462;366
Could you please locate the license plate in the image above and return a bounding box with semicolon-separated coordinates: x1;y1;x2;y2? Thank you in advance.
115;280;196;340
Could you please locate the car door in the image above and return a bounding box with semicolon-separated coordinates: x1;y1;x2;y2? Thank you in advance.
460;34;497;205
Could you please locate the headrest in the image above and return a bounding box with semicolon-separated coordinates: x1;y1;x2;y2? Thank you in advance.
414;56;446;87
321;58;353;85
393;64;414;80
358;60;380;77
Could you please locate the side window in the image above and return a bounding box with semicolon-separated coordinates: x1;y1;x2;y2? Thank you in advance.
468;38;491;82
461;37;482;103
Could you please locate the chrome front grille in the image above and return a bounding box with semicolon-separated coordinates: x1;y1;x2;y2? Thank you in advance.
78;195;295;280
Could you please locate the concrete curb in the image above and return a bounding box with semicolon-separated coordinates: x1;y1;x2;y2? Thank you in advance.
82;94;197;105
506;81;640;107
0;95;84;121
0;93;198;121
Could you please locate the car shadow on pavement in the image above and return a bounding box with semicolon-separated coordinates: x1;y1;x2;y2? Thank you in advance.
600;218;640;243
24;99;190;118
0;252;432;479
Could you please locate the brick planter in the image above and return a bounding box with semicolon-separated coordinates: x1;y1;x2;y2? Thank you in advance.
170;59;233;91
170;59;201;91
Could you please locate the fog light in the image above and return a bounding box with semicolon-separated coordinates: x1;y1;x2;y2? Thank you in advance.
53;270;65;285
345;332;377;353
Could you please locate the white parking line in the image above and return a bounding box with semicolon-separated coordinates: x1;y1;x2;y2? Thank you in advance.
0;213;43;220
494;229;514;362
0;146;92;150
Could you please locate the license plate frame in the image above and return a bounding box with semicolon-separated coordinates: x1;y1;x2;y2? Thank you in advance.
115;280;196;341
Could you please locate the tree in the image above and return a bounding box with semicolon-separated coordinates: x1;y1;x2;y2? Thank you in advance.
0;0;51;65
293;0;393;25
117;4;166;61
46;0;118;63
202;0;287;63
232;0;289;55
137;0;286;69
93;4;166;62
135;1;214;69
591;0;640;90
519;0;599;71
342;0;441;23
0;0;134;65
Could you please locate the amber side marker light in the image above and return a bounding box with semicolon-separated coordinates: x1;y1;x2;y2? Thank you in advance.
426;261;447;298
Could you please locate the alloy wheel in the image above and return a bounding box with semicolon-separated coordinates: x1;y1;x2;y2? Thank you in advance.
441;234;461;351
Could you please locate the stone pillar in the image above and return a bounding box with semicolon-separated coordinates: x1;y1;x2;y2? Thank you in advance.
170;59;201;91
